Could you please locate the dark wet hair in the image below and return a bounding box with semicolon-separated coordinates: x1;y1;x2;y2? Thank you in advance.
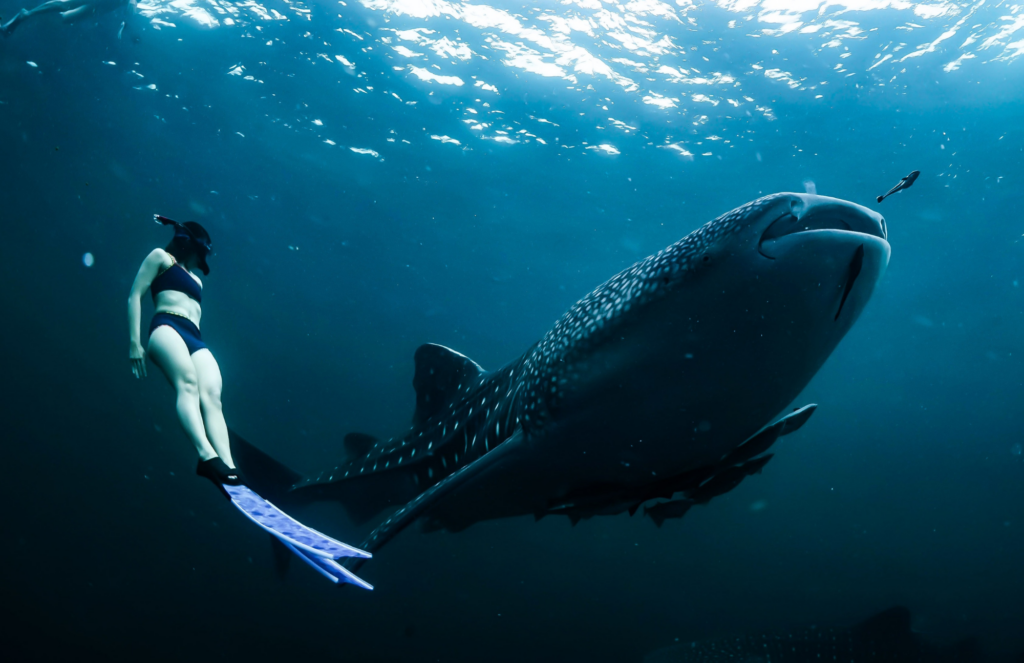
165;221;212;275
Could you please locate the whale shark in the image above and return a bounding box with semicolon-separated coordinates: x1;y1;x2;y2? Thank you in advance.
234;192;890;576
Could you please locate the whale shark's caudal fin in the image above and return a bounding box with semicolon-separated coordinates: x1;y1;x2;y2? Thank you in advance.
229;429;303;503
231;343;501;529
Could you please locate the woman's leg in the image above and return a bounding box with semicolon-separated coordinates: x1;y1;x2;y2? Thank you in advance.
191;349;235;469
148;326;217;461
20;0;77;16
59;4;95;22
2;0;78;35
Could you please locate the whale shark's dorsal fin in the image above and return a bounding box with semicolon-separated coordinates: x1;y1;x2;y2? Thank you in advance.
413;343;486;426
344;433;378;458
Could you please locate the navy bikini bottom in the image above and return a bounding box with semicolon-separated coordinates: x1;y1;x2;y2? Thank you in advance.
149;312;207;355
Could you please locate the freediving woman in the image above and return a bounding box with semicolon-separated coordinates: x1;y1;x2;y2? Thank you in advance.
127;215;243;491
126;216;372;586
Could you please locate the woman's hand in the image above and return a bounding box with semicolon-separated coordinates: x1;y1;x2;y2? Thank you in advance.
130;342;148;378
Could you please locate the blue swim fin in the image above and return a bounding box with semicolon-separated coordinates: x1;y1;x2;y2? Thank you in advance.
223;484;373;589
281;541;374;590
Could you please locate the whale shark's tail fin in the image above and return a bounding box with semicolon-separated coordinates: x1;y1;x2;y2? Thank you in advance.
281;343;511;526
229;429;303;504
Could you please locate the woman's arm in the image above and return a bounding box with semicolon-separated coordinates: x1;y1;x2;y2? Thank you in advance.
127;249;167;378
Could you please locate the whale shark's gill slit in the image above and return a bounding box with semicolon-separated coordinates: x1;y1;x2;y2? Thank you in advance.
835;244;865;321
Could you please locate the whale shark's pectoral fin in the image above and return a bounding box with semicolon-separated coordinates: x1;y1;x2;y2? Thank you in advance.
719;403;816;467
778;403;816;435
690;455;774;504
345;429;525;573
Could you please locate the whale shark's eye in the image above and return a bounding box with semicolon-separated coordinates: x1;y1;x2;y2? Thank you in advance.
702;255;710;262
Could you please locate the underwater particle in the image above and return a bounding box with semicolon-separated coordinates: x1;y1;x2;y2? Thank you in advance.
27;61;38;68
750;499;767;512
82;252;95;267
1012;443;1022;456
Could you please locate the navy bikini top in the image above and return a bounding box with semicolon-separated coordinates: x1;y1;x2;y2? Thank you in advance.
151;262;202;304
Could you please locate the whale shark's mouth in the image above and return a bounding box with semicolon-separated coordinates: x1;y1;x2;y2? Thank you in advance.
757;201;886;260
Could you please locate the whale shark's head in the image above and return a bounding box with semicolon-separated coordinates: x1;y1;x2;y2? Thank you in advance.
688;192;890;330
529;192;889;471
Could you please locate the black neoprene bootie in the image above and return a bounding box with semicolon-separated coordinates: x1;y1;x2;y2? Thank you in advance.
196;457;245;498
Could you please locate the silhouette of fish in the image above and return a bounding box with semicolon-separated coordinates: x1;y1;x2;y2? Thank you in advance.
877;170;920;203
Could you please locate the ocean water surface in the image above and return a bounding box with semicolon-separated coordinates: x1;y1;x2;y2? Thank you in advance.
1;0;1023;660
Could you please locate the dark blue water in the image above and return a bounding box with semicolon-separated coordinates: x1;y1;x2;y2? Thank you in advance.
2;0;1023;660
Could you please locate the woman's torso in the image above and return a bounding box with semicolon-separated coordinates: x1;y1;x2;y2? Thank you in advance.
152;258;203;327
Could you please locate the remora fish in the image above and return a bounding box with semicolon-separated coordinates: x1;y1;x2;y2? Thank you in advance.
234;193;890;575
877;170;920;203
643;606;984;663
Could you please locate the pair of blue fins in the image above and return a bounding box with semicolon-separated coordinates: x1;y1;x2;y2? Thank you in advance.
222;483;374;590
